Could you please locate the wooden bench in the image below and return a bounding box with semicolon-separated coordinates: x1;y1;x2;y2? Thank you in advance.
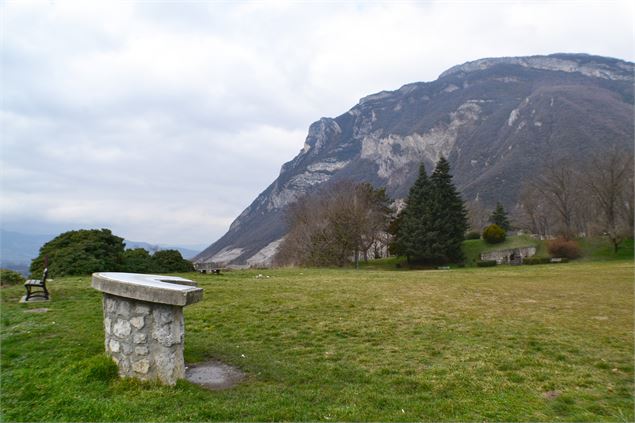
24;268;49;301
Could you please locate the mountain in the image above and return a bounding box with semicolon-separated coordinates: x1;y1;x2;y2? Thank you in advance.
124;240;200;260
193;53;634;268
0;230;55;275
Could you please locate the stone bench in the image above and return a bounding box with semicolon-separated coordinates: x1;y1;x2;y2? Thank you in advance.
92;272;203;385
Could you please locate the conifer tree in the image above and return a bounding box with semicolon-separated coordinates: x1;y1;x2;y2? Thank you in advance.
428;157;468;263
391;158;467;264
394;163;432;261
489;202;510;231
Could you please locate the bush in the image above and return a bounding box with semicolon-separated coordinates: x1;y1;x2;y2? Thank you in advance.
122;248;154;273
476;260;497;267
548;238;582;259
30;229;124;277
465;231;481;240
482;224;506;244
0;269;25;286
523;257;551;265
151;250;194;273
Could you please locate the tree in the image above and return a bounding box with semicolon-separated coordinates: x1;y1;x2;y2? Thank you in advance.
622;169;634;237
489;202;510;231
518;183;553;238
348;183;391;266
392;163;433;261
151;250;194;273
275;192;333;266
392;158;467;264
122;248;154;273
30;229;125;277
466;199;490;233
275;181;392;267
531;160;583;239
582;148;634;252
427;157;468;263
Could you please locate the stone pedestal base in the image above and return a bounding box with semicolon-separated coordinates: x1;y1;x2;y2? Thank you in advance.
92;272;202;386
103;294;185;385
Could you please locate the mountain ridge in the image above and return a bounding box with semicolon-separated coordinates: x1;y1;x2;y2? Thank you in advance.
193;53;634;268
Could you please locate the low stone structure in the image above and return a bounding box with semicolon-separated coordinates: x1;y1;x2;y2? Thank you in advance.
92;272;203;385
480;246;536;264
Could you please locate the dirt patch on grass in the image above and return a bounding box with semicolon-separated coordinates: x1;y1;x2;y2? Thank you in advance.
543;390;561;400
185;360;245;390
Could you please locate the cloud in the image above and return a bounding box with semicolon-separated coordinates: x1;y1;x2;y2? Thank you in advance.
1;1;633;246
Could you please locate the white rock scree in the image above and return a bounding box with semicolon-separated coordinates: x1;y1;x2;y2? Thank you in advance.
91;272;203;385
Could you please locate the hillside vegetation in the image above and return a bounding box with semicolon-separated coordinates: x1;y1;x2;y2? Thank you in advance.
1;261;632;421
462;235;547;265
363;236;632;270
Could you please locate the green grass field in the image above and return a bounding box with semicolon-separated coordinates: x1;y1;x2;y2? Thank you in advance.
579;238;634;262
1;261;633;421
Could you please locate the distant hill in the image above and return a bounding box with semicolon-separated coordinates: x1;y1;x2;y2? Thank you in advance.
194;53;634;268
124;240;200;260
0;230;54;274
0;229;201;275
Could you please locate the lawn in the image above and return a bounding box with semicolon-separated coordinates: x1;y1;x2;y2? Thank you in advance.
579;238;634;262
1;261;633;421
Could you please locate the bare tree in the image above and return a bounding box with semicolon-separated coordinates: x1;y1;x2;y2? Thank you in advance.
351;184;391;265
622;170;634;236
274;181;391;268
465;200;490;232
583;148;634;252
517;184;552;237
531;160;583;239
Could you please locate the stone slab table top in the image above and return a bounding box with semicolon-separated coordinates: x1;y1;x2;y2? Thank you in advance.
92;272;203;306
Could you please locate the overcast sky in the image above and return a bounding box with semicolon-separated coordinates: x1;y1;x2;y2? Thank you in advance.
1;1;633;248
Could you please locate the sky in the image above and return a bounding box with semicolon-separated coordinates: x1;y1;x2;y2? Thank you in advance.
1;0;633;249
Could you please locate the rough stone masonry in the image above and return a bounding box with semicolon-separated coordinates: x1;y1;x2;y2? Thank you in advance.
92;273;203;385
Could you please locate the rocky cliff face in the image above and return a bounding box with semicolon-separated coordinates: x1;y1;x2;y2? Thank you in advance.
194;53;634;268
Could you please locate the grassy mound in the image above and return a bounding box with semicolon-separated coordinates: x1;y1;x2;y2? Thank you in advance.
462;234;548;265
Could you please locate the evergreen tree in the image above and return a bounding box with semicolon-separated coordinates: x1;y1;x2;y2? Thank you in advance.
389;158;468;264
394;163;433;262
428;157;468;263
489;202;510;231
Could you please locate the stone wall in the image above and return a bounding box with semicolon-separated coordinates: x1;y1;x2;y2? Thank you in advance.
480;246;536;264
103;293;185;385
